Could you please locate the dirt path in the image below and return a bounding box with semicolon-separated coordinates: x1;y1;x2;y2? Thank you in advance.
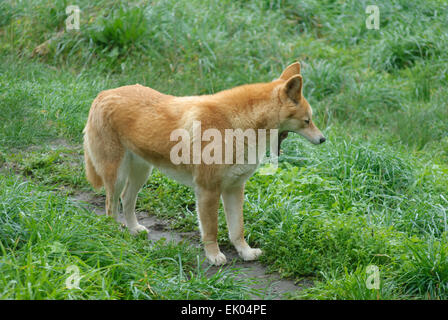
72;191;312;299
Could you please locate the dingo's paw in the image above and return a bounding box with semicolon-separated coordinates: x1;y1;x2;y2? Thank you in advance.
129;224;149;235
207;252;227;266
240;248;263;261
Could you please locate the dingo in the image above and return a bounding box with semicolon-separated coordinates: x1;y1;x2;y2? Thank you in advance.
83;62;325;265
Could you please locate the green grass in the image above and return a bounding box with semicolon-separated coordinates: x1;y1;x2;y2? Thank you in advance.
0;174;252;299
0;0;447;300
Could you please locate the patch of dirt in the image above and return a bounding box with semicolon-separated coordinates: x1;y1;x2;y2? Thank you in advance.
71;191;105;211
71;190;311;299
22;138;79;153
204;250;312;299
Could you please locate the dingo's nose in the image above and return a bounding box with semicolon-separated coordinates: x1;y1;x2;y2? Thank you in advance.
319;137;326;144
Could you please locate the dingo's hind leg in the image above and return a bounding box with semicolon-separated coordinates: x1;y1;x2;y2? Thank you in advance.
86;133;125;222
120;153;152;235
104;158;127;222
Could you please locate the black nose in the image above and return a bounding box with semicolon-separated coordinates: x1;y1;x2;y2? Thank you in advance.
319;137;326;144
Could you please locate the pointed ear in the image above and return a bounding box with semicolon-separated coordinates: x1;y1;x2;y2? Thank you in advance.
283;75;302;103
280;62;301;80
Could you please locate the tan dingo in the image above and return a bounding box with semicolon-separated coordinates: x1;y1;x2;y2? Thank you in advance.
83;62;325;265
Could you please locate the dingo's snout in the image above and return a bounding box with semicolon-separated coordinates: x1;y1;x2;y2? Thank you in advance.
308;133;326;145
299;124;326;145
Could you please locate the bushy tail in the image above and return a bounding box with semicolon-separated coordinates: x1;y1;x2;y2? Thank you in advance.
84;137;103;190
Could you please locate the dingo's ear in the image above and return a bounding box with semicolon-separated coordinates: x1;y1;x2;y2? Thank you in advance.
280;62;301;80
283;75;302;103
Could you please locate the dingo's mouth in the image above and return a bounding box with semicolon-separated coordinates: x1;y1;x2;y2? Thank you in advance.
279;130;326;146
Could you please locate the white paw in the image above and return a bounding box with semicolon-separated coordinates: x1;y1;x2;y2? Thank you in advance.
128;224;149;235
207;252;227;266
240;247;263;261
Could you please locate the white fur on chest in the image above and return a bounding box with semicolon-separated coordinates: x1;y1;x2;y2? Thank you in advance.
156;165;195;187
156;163;257;189
221;163;258;188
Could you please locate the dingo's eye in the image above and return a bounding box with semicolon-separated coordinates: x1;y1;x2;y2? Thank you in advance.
304;119;310;124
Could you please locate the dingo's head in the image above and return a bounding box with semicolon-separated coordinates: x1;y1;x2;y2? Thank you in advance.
277;62;325;145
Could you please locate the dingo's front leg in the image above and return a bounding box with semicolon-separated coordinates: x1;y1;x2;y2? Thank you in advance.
196;187;226;265
222;184;262;261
